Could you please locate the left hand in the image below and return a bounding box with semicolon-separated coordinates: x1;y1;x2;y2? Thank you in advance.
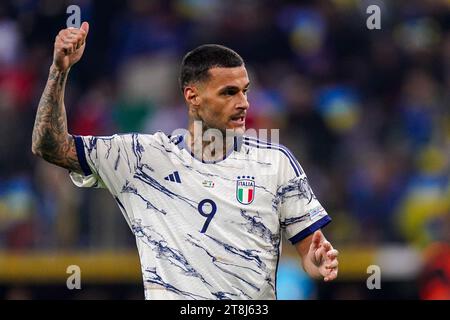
308;231;339;282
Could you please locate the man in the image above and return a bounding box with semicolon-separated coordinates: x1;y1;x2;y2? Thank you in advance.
32;22;339;300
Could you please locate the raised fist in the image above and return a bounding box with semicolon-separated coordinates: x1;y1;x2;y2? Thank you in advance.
53;21;89;72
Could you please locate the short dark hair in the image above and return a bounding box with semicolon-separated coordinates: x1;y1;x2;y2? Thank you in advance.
179;44;244;92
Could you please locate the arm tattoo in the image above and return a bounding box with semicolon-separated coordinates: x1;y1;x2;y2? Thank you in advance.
32;66;83;174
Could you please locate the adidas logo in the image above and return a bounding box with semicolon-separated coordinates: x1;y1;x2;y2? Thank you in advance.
164;171;181;183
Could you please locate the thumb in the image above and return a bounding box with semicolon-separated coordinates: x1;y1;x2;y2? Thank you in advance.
310;231;323;250
80;21;89;35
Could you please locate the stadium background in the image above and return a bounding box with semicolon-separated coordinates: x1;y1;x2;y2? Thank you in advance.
0;0;449;299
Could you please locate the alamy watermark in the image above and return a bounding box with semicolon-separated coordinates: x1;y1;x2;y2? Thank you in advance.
66;5;81;28
169;121;281;175
366;265;381;290
66;265;81;290
366;4;381;30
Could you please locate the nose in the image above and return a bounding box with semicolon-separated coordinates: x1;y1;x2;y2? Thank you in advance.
238;92;249;110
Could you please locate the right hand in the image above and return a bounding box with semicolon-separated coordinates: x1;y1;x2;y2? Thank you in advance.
52;21;89;72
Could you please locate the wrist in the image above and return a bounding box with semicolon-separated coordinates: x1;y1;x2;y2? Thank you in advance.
50;63;71;74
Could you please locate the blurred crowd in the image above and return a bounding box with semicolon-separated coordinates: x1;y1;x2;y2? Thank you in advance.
0;0;448;264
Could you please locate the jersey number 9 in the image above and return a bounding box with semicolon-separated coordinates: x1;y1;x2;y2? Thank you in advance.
197;199;217;233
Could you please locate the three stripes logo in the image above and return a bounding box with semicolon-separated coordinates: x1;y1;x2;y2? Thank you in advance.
164;171;182;183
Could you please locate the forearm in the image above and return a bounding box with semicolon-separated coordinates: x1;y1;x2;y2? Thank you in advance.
32;64;70;156
31;65;81;172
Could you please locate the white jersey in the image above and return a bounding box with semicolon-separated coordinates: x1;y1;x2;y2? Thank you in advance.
69;131;331;300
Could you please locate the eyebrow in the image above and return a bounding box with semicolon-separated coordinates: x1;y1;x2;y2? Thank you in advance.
218;82;251;93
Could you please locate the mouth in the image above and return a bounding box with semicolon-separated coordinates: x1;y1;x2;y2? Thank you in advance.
229;115;246;127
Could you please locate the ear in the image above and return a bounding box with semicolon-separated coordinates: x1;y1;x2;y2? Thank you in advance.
184;86;201;108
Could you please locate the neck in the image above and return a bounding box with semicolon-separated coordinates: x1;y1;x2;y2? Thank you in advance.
187;121;235;162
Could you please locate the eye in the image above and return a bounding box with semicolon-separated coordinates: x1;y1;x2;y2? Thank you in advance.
223;89;237;96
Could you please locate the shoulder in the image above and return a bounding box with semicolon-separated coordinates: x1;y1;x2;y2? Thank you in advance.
104;131;174;145
242;136;304;177
93;131;187;153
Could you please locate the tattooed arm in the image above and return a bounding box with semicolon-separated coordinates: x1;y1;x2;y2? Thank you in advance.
31;66;81;172
32;22;90;174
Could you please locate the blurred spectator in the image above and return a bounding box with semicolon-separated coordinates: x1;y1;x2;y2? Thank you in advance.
419;242;450;300
396;145;449;247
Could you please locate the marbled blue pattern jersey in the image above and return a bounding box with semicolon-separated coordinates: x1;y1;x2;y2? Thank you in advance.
69;131;331;300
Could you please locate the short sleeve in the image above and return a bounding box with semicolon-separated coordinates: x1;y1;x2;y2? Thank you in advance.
69;134;132;195
276;148;331;244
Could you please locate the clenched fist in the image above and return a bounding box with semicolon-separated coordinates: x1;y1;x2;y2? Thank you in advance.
52;21;89;72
